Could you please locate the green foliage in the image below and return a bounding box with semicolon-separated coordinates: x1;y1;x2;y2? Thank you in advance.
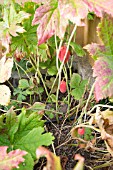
45;77;58;93
70;73;88;100
15;153;34;170
98;14;113;56
13;88;27;101
19;79;30;89
84;128;94;141
13;78;44;102
69;42;86;57
11;16;38;54
87;12;95;20
0;107;54;169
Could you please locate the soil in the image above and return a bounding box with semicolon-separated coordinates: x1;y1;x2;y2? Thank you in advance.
34;115;113;170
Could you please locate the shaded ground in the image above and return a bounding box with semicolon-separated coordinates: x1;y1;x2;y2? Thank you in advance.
34;117;113;170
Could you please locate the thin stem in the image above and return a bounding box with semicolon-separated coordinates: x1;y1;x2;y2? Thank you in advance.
78;83;95;124
88;104;113;115
14;60;30;79
63;65;70;113
29;56;49;96
56;24;77;111
84;83;95;113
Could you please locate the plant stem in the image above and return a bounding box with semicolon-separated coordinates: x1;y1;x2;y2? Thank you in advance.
78;83;94;124
56;24;77;113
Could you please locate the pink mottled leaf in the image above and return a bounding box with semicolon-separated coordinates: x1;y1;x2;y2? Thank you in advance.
0;146;27;170
84;43;105;57
93;57;113;101
83;0;113;17
85;14;113;102
32;0;88;45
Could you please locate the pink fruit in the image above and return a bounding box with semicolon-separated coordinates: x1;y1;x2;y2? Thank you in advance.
77;127;85;136
59;46;70;63
60;80;67;93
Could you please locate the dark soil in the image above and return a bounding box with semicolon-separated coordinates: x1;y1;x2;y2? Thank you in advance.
34;117;113;170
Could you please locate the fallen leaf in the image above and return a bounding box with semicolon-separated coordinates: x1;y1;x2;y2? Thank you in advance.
0;85;11;106
95;107;113;156
36;146;62;170
101;109;113;125
73;154;84;170
0;56;13;83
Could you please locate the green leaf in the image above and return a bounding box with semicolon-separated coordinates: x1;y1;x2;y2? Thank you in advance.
70;73;81;88
39;43;48;49
13;108;45;140
0;114;5;130
80;79;88;88
48;36;56;48
47;66;57;76
23;2;38;14
6;107;17;131
50;94;56;102
0;107;54;162
70;74;87;100
38;48;48;61
87;12;94;20
29;102;46;111
98;14;113;55
11;16;37;54
71;88;84;100
14;153;34;170
19;79;30;89
14;127;54;159
17;93;27;101
0;134;10;146
26;89;34;95
6;107;18;143
69;42;86;57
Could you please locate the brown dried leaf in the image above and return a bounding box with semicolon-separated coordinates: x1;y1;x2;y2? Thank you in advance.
0;56;13;83
36;146;62;170
101;109;113;125
0;85;11;106
73;154;84;170
95;107;113;156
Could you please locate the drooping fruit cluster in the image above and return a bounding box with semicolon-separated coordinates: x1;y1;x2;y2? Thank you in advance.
58;46;70;63
60;80;67;93
77;127;85;136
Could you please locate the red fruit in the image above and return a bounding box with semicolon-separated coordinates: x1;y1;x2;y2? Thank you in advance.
60;80;67;93
16;57;21;62
77;127;85;136
59;46;70;63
